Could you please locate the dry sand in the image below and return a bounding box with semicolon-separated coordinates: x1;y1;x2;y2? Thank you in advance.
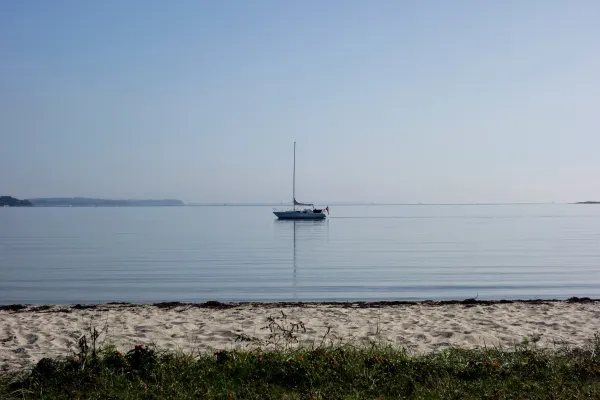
1;300;599;371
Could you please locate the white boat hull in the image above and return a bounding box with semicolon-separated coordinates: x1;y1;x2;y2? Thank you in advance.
273;210;326;220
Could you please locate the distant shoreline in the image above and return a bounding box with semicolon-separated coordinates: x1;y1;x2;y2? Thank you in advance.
24;205;187;208
0;196;33;207
28;198;185;207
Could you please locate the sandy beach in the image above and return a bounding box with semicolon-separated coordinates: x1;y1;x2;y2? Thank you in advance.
1;300;599;372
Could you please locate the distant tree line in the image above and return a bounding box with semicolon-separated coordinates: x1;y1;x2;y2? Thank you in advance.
0;196;33;206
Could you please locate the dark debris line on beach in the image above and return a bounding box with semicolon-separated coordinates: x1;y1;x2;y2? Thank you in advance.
0;297;596;313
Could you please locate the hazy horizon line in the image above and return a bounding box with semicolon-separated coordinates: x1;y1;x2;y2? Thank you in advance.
7;195;595;206
187;201;574;206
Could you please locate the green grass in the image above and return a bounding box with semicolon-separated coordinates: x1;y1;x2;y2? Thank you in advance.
3;338;600;399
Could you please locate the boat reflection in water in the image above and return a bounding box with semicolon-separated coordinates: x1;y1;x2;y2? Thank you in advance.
274;219;328;300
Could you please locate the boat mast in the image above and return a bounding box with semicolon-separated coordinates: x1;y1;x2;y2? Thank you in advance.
293;141;296;211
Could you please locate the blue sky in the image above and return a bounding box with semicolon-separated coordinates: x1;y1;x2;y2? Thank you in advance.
1;0;599;203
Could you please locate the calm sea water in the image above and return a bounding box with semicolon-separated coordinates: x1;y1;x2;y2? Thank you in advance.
1;205;600;304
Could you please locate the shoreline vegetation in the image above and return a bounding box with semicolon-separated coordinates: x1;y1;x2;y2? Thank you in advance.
2;299;600;398
3;337;600;399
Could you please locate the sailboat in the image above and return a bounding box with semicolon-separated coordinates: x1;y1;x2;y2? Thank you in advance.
273;142;328;220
